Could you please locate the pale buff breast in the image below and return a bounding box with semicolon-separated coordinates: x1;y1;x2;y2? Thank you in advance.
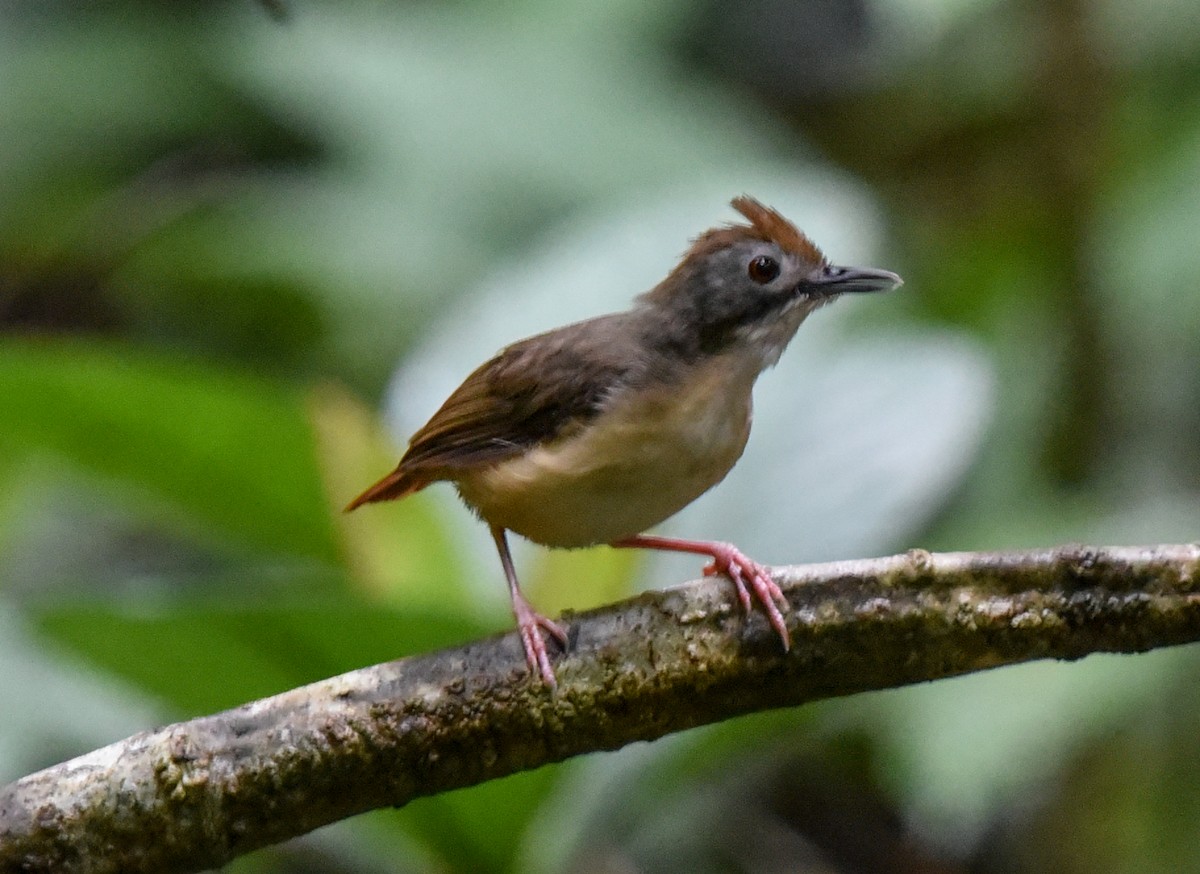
453;354;758;547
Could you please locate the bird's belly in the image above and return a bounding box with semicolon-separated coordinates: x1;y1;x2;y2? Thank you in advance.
456;360;755;547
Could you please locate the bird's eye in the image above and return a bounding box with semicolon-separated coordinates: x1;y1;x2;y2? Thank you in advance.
747;255;780;284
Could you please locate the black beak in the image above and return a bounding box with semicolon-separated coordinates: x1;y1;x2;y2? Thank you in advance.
810;264;903;295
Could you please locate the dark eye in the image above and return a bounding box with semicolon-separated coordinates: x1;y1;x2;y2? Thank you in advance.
747;255;780;284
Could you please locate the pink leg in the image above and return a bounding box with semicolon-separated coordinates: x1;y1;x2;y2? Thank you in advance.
491;526;568;687
611;534;790;651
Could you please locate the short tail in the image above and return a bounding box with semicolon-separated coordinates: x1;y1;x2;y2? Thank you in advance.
344;468;428;512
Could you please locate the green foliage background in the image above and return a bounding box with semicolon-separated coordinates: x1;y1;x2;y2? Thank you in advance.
2;1;1199;872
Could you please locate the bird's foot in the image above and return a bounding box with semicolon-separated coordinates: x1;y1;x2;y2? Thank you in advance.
700;543;790;650
610;534;790;651
511;589;568;687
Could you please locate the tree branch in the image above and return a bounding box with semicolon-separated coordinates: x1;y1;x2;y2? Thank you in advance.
3;543;1199;873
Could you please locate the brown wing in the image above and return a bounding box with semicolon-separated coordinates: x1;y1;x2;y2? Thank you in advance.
346;314;638;509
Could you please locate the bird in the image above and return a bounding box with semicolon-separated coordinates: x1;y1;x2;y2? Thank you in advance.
347;196;902;686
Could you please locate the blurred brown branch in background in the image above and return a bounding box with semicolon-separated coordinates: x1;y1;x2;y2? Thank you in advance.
2;543;1198;874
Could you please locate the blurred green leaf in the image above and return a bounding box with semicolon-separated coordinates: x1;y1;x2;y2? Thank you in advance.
399;767;564;874
0;339;339;563
876;646;1200;852
310;382;471;613
522;705;826;874
528;545;641;617
0;601;163;784
115;271;328;378
32;598;485;716
978;651;1200;874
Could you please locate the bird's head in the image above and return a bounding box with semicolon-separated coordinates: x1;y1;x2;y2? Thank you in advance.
639;196;902;367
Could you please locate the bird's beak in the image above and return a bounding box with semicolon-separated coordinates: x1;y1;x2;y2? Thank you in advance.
811;265;904;295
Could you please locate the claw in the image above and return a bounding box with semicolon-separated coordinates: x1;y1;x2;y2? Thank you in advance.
511;587;567;687
611;534;791;651
510;581;568;687
514;598;567;687
722;560;754;613
702;542;790;651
